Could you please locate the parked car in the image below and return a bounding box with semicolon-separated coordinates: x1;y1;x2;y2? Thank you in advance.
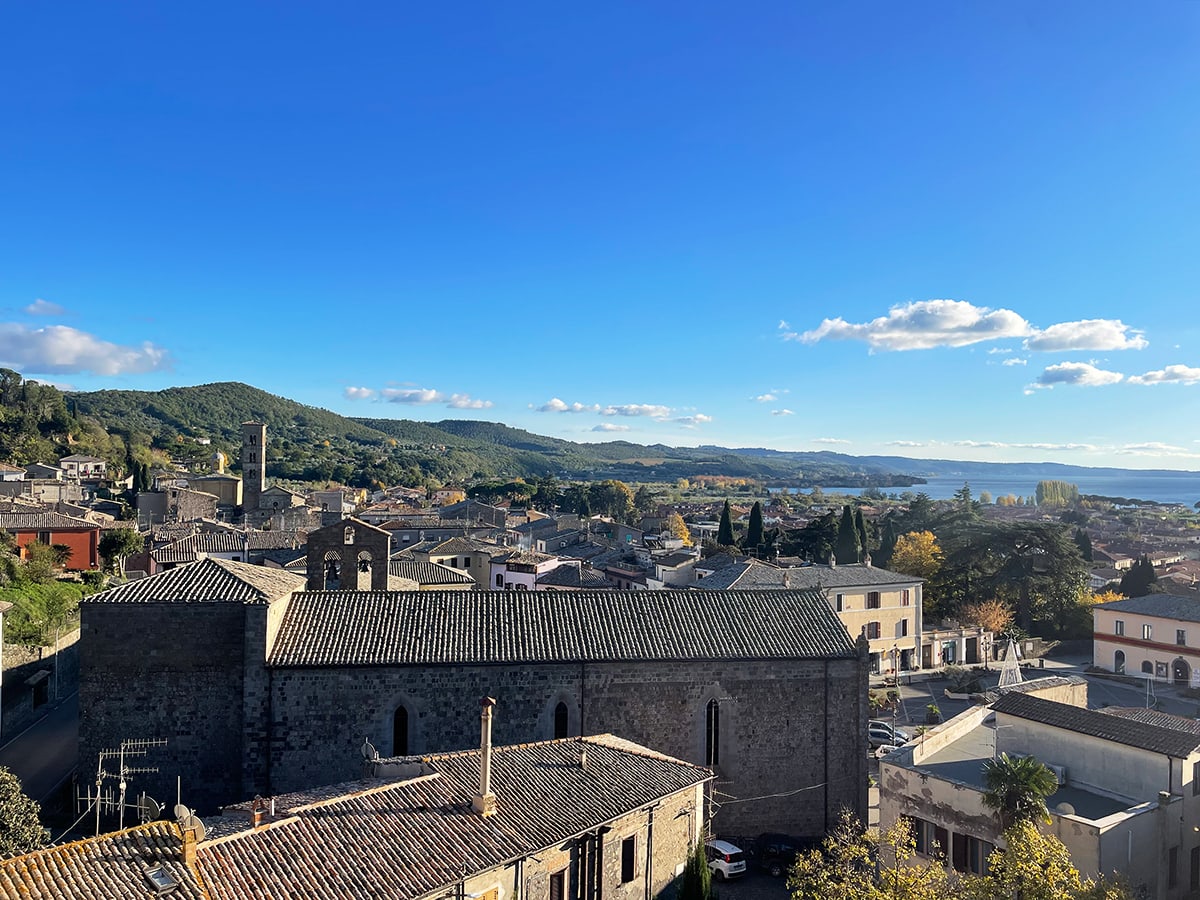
752;832;819;877
705;839;747;880
868;720;912;749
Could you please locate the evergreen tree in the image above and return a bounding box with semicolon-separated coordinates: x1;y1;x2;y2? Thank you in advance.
1073;528;1093;562
1119;556;1158;598
854;507;869;557
745;501;764;550
717;499;735;546
0;766;48;858
835;504;861;565
677;840;714;900
874;516;898;569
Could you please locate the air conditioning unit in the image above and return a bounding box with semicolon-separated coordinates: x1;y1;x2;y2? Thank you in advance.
1047;764;1068;786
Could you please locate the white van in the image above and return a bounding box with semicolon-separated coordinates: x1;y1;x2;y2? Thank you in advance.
705;839;747;880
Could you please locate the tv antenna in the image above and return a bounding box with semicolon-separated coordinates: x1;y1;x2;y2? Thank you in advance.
91;737;168;836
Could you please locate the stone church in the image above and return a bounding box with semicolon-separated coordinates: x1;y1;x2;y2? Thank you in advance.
80;518;869;836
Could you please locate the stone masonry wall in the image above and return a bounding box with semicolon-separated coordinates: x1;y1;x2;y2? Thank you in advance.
79;602;248;813
268;656;867;837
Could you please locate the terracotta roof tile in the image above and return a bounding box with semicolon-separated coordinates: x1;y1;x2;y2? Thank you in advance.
86;558;305;604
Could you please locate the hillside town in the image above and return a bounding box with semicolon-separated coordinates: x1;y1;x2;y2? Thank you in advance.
0;417;1198;899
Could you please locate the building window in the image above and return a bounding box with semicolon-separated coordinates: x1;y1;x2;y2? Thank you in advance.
496;573;504;587
1157;662;1169;679
1114;620;1124;636
393;706;409;756
1142;661;1153;674
554;702;569;739
705;698;720;766
901;589;911;607
1114;650;1125;674
899;619;909;638
1179;630;1187;647
621;836;636;883
37;531;51;545
932;826;948;861
866;621;881;640
1143;624;1153;641
549;870;566;900
1191;846;1199;890
1170;846;1179;889
867;591;881;609
835;593;843;612
1192;760;1200;796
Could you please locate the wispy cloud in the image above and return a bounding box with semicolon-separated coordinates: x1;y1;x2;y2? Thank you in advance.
753;393;777;403
538;398;602;413
344;386;375;400
601;403;671;418
1128;364;1200;386
954;439;1095;451
0;323;170;375
1116;442;1199;458
771;408;794;416
592;423;631;433
674;414;713;428
886;440;925;447
812;437;850;445
381;387;492;409
1025;319;1147;352
788;300;1148;355
24;298;65;317
788;300;1031;351
1002;357;1028;367
1029;362;1124;390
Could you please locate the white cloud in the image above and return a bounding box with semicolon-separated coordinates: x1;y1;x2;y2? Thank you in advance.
1116;442;1198;458
886;440;925;447
778;319;791;331
771;409;794;416
1025;319;1147;352
1128;364;1200;386
812;437;850;445
792;300;1032;351
29;378;75;390
447;393;493;409
24;298;65;317
674;414;713;427
753;393;777;403
601;403;671;418
344;386;375;400
592;423;631;433
1002;357;1028;367
988;348;1012;355
538;398;601;413
0;323;170;375
1030;362;1124;389
955;439;1094;451
382;388;444;404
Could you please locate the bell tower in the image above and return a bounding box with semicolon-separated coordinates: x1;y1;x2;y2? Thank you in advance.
241;422;267;512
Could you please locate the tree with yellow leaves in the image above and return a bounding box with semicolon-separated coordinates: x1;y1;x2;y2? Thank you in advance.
890;531;943;581
665;512;692;546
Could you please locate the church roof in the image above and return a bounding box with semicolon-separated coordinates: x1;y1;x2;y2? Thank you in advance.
196;734;709;900
267;588;856;667
87;558;306;604
388;559;475;585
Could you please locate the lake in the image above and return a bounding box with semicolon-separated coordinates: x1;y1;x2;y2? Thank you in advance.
810;473;1200;506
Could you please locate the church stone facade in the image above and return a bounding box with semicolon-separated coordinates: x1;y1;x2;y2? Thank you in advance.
80;530;869;836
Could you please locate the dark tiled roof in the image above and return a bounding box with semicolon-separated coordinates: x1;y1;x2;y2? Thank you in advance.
536;565;613;589
694;560;787;591
389;559;475;585
0;511;99;531
1100;707;1200;736
199;734;708;900
267;588;856;667
0;821;205;900
655;552;698;568
1094;594;1200;624
87;558;306;604
150;530;303;563
772;563;922;589
992;693;1200;758
427;536;498;555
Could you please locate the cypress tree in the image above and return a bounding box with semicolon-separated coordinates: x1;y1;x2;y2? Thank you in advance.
745;501;764;550
717;499;735;546
854;507;869;558
835;504;861;565
1073;527;1093;562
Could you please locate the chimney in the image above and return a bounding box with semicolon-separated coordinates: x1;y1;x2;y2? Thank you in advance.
472;696;498;817
182;826;197;866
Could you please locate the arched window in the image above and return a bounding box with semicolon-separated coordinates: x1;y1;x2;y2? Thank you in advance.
344;525;356;545
554;702;569;739
1142;661;1154;674
705;699;720;766
1114;650;1126;674
393;706;409;756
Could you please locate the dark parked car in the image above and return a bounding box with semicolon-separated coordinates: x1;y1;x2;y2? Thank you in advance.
752;833;820;877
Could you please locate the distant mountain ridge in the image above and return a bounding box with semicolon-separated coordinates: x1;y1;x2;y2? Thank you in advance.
24;377;1189;488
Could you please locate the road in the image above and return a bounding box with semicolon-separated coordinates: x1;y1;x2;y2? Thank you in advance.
0;692;79;803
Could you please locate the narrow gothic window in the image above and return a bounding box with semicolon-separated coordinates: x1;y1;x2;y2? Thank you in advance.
393;706;409;756
705;698;720;766
554;702;569;739
344;525;355;545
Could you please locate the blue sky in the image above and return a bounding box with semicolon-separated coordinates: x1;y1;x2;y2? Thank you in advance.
2;3;1198;468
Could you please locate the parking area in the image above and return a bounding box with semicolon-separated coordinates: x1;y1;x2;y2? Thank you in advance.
710;868;791;900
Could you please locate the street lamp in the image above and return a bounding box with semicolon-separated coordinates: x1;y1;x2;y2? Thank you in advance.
982;634;993;672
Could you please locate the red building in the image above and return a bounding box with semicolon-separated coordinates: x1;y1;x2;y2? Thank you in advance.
0;511;101;570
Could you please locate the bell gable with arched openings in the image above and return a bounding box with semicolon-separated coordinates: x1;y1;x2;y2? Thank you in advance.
306;517;392;591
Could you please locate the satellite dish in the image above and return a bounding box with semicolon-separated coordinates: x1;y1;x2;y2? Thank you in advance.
174;803;192;822
361;738;379;762
1055;802;1076;816
138;795;163;824
182;814;207;841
